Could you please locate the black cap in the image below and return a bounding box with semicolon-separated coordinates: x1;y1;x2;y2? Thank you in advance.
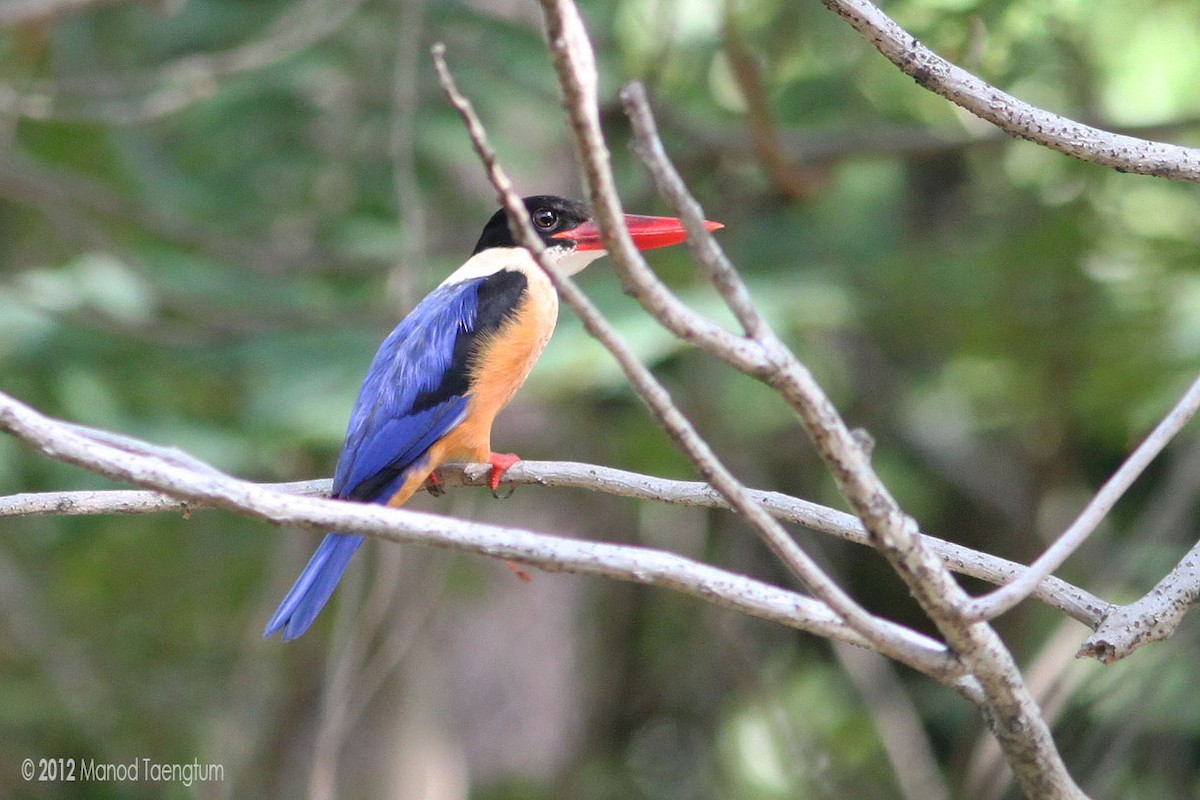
472;195;592;254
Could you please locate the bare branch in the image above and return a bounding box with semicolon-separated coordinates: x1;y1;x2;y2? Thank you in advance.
1080;535;1200;663
818;0;1200;181
59;420;229;477
0;389;964;682
0;480;328;517
965;371;1200;622
433;37;960;679
533;3;1086;796
534;6;770;374
621;82;771;342
0;459;1108;626
629;41;1085;798
658;106;1200;170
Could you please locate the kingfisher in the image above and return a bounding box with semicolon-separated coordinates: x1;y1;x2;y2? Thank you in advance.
263;195;722;640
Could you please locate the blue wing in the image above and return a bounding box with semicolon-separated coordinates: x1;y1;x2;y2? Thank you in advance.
264;278;492;641
333;280;483;502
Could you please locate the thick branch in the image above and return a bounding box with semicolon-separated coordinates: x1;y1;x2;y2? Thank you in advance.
819;0;1200;181
535;3;1085;796
659;108;1200;170
0;459;1107;626
0;389;961;681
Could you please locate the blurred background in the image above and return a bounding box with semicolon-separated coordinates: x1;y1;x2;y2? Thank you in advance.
2;0;1200;797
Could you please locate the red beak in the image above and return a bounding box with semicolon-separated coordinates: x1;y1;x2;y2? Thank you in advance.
554;214;723;252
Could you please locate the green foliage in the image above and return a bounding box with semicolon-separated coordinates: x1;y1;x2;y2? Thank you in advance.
2;0;1200;797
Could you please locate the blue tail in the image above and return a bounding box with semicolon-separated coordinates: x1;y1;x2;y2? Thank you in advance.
263;533;365;641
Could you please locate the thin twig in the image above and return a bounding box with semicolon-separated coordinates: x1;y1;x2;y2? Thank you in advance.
621;82;770;341
1072;436;1200;662
533;3;1085;796
432;38;962;680
519;20;770;376
964;371;1200;622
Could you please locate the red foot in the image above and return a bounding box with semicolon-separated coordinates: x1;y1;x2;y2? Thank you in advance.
488;452;521;498
423;469;446;497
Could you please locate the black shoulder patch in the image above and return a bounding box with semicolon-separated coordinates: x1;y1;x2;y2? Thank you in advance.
409;269;528;413
472;268;528;336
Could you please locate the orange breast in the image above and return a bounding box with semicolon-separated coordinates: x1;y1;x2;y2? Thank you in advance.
435;270;558;464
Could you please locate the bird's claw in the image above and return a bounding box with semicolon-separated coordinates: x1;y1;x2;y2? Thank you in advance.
488;452;521;499
424;470;446;497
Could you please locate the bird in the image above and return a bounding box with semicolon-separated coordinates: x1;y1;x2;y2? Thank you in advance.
263;195;722;641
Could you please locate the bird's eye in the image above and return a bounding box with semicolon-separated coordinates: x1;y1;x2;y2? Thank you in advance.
533;208;558;229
